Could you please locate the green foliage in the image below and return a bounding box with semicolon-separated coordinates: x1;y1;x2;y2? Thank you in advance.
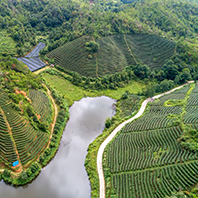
164;99;185;106
105;117;112;128
3;169;11;178
85;41;100;53
143;85;155;97
118;92;141;118
19;171;28;181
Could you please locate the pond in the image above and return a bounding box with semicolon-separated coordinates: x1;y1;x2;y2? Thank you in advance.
0;96;116;198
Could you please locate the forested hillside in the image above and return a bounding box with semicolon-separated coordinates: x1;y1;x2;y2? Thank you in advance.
1;0;198;58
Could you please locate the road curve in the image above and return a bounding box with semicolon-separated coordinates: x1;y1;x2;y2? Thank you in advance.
97;81;194;198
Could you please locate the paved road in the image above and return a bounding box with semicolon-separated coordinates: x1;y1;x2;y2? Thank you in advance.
97;81;194;198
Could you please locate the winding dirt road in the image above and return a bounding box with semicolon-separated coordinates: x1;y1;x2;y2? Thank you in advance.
97;81;194;198
43;84;58;141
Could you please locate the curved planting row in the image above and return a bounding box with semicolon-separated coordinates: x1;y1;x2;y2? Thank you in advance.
149;105;182;115
125;34;175;70
111;161;198;198
0;114;18;166
123;113;175;132
29;89;51;122
105;85;198;197
184;84;198;124
0;89;18;166
191;83;198;93
1;100;49;166
47;34;175;77
0;88;50;168
186;93;198;106
47;36;97;77
153;93;186;106
118;94;140;118
96;35;136;77
107;126;196;173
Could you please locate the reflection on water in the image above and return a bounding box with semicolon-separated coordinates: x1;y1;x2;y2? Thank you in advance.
0;96;116;198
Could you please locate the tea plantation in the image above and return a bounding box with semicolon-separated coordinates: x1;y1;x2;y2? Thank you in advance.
104;84;198;198
47;34;176;78
0;87;50;169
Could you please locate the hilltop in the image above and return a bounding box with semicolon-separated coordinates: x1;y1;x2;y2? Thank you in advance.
0;0;198;59
47;33;176;77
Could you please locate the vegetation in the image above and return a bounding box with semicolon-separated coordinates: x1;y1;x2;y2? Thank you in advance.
103;84;198;198
47;33;175;77
117;92;141;118
1;0;198;196
0;30;17;55
41;70;145;106
0;56;69;185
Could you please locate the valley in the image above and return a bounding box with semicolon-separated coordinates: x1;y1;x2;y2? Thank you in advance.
0;0;198;197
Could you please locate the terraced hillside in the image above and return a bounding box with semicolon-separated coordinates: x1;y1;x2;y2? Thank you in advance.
47;36;97;77
29;89;51;123
0;88;51;169
104;84;198;198
47;34;176;77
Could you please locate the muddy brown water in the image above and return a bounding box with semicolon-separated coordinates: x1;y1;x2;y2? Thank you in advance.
0;96;116;198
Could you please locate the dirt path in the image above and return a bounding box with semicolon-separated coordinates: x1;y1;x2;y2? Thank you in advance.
97;81;194;198
124;34;138;64
43;84;58;145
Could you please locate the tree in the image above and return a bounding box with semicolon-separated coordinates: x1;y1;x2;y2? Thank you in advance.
26;169;32;177
85;41;100;53
19;171;28;181
193;73;198;82
13;32;20;41
162;61;179;80
179;68;191;83
134;64;150;79
159;79;173;92
105;117;112;128
3;169;11;178
143;85;155;97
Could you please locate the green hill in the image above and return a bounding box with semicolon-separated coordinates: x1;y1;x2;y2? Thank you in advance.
0;56;53;176
47;33;176;77
0;88;49;168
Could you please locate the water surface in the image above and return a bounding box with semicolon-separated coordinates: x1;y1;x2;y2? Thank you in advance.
0;96;116;198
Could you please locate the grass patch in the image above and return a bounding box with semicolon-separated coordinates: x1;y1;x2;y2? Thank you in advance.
42;73;145;106
164;99;185;106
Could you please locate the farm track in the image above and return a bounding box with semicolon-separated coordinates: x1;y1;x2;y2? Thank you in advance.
43;84;58;146
123;34;138;64
97;81;194;198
